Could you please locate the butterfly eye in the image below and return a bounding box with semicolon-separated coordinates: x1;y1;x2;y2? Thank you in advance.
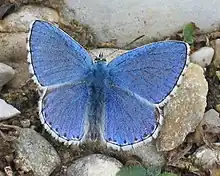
94;57;106;62
95;57;101;61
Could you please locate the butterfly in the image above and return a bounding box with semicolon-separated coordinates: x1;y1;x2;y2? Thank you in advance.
27;20;190;150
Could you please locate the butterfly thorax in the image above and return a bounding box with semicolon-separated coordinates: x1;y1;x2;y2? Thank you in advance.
91;61;108;89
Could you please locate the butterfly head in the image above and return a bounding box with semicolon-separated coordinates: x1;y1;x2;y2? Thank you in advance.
94;52;107;63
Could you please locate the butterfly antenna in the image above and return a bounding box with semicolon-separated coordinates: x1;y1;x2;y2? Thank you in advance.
123;35;145;49
99;52;104;58
104;35;145;59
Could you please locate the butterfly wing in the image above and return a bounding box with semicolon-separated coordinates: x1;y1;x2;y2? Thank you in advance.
40;83;90;144
107;41;189;105
103;41;189;149
27;20;93;87
103;86;161;150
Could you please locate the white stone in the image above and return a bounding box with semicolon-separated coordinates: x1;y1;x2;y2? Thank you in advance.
64;0;220;46
0;5;59;32
0;63;15;89
0;99;20;120
66;154;122;176
190;47;214;67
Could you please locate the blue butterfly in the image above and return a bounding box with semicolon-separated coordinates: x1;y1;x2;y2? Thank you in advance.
27;20;190;150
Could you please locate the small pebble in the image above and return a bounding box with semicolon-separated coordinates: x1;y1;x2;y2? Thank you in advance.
62;152;71;163
4;166;12;176
199;109;220;134
0;63;15;90
211;39;220;68
0;99;20;120
20;119;31;128
193;143;220;169
216;71;220;80
13;158;23;171
5;154;14;163
216;104;220;113
0;171;5;176
190;47;214;67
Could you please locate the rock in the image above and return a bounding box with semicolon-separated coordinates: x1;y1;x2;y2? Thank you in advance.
66;154;122;176
203;109;219;121
198;109;220;134
0;63;15;90
216;71;220;80
190;47;214;67
211;39;220;68
0;99;20;120
0;32;28;88
0;171;5;176
193;143;220;169
0;33;26;62
157;63;208;151
201;109;220;133
131;141;166;167
0;5;59;32
15;128;61;176
19;119;31;128
216;104;220;113
4;166;12;176
5;154;14;163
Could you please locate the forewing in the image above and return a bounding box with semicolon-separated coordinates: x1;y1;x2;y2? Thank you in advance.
107;41;189;105
27;20;93;87
103;86;161;150
40;83;90;144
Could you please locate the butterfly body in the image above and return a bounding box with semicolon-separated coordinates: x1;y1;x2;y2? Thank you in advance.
85;60;107;141
27;20;190;150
